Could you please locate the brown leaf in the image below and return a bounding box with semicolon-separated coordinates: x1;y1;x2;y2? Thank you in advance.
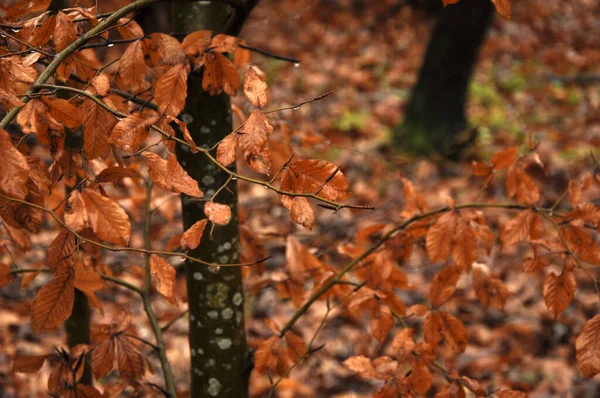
0;127;29;199
506;164;540;205
119;41;146;92
426;212;457;263
238;109;272;174
74;262;104;293
284;332;306;363
452;217;478;269
182;29;212;68
442;0;459;6
216;132;238;166
92;339;114;380
109;113;160;152
472;263;510;310
65;191;88;232
423;311;467;356
343;355;379;379
280;195;314;230
83;98;118;159
576;314;600;377
149;255;178;306
244;67;269;108
543;270;576;318
371;304;394;344
12;354;48;373
491;146;517;170
254;335;280;375
143;152;204;197
54;12;77;52
0;262;13;287
6;0;51;19
96;167;142;183
115;337;145;381
429;265;462;307
117;19;144;40
210;34;240;53
281;159;351;201
91;74;111;96
150;33;186;65
42;97;83;129
31;268;75;333
153;63;189;117
501;209;542;246
81;188;131;246
180;219;208;250
202;52;240;96
46;230;76;273
491;0;511;19
204;202;232;226
409;361;432;394
471;161;491;177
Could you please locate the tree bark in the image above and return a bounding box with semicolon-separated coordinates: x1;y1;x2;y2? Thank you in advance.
172;3;254;397
393;0;495;158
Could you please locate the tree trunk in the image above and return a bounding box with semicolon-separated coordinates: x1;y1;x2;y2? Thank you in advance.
393;0;495;158
172;3;252;397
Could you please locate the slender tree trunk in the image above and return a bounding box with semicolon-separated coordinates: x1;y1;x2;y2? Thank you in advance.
393;0;495;158
172;3;253;397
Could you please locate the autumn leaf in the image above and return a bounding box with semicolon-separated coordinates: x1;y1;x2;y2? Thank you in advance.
150;32;186;65
239;109;273;175
371;304;394;344
42;97;83;129
472;263;510;310
0;127;29;200
180;219;208;250
491;0;511;19
153;63;189;117
46;230;76;273
501;209;543;247
6;0;51;19
204;202;232;226
280;159;351;201
119;40;146;92
254;335;281;375
452;217;478;269
423;311;467;356
426;212;457;263
576;314;600;377
31;268;75;333
96;167;142;183
149;255;178;306
109;113;161;152
91;74;111;96
81;188;131;246
343;356;379;379
216;132;239;166
429;265;462;307
12;354;48;373
143;152;204;197
115;337;145;381
202;52;240;96
543;270;576;318
244;67;270;108
92;339;115;380
65;190;88;232
280;195;315;230
284;332;306;362
506;164;540;205
491;146;518;171
83;98;118;160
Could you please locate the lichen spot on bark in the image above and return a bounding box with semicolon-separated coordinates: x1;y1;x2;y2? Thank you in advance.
193;272;204;280
207;282;230;308
207;378;222;396
217;338;232;350
232;292;243;306
207;310;219;319
221;307;233;319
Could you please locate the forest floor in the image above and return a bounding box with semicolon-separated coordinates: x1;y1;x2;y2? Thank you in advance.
2;0;600;397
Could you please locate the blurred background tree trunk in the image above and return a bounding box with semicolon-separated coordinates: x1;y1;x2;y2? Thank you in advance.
393;0;495;158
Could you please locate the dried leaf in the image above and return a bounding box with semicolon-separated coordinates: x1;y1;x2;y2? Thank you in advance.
81;188;131;246
491;0;511;19
204;202;232;226
109;113;160;152
244;67;269;108
153;63;189;117
150;33;186;65
280;195;315;230
281;159;351;201
42;97;83;129
216;132;238;166
371;304;394;344
46;230;76;273
491;146;517;170
12;354;48;373
423;311;467;356
472;263;510;310
54;12;77;52
6;0;51;19
239;110;273;174
501;209;542;247
543;271;576;318
31;268;75;332
149;255;178;306
91;74;110;96
254;335;280;375
92;339;114;380
65;191;88;232
576;314;600;377
119;40;146;92
426;212;457;263
96;167;142;183
429;265;462;307
180;219;208;250
452;217;478;269
506;165;540;205
115;337;145;381
0;127;29;199
343;356;379;379
143;152;204;197
202;52;240;96
83;98;118;160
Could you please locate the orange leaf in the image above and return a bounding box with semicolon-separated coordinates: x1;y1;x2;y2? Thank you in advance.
92;339;115;380
81;188;131;246
442;0;459;6
254;335;280;375
96;167;142;183
42;97;83;129
426;212;457;263
239;109;273;175
281;159;351;201
53;12;77;52
500;209;542;247
91;74;110;96
12;354;48;373
182;29;212;68
0;127;29;200
506;165;540;205
150;33;186;65
284;332;306;363
119;40;146;92
153;63;189;117
109;113;160;152
210;34;240;53
409;361;432;394
343;355;379;379
491;0;511;19
150;255;178;306
204;202;232;226
115;337;145;381
74;262;104;293
543;270;576;318
65;190;89;232
371;304;394;344
491;146;517;170
576;314;600;377
280;195;314;230
83;98;117;160
423;311;467;356
472;263;510;310
1;262;14;287
180;219;208;250
429;265;462;307
6;0;51;19
452;217;478;269
46;230;76;273
202;52;240;96
244;67;269;108
143;152;204;197
31;268;75;332
471;161;491;177
216;132;238;166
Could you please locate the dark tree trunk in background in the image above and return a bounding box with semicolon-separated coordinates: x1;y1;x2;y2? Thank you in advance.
393;0;495;158
172;2;257;396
